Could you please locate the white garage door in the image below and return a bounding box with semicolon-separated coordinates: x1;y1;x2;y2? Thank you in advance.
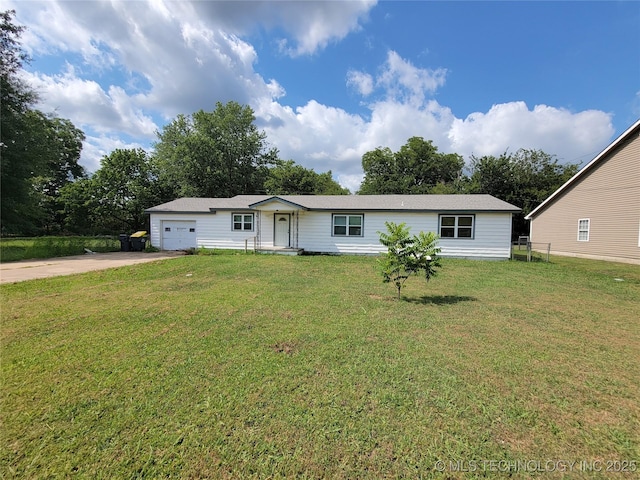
162;221;197;250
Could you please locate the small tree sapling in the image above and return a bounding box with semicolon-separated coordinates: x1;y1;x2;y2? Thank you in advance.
377;222;442;299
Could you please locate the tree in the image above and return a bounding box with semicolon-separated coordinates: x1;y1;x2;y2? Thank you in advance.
153;102;279;198
31;114;86;234
359;137;464;194
359;147;400;194
0;11;86;235
468;149;579;236
377;222;442;299
1;10;42;233
265;160;350;195
61;149;170;234
58;178;96;234
92;148;167;232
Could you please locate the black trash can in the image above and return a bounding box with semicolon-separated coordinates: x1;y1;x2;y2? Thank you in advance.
130;236;147;251
119;234;131;252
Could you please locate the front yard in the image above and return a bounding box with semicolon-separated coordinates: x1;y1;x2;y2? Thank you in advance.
1;254;638;478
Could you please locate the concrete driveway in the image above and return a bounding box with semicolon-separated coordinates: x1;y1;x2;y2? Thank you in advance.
0;251;184;284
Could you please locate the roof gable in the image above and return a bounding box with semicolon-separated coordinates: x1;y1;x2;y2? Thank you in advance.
526;119;640;220
248;197;308;210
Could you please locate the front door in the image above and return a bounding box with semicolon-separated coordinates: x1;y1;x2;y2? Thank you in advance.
274;214;290;247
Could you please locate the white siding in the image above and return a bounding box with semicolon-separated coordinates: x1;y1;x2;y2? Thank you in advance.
297;211;512;259
150;210;513;259
258;212;275;249
150;212;257;250
440;213;513;259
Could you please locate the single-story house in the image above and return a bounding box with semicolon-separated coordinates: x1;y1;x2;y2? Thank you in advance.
525;119;640;265
145;194;520;259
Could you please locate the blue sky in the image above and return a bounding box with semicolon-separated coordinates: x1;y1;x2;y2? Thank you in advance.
4;0;639;192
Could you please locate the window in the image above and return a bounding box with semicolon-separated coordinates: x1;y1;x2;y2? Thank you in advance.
333;214;363;236
439;215;474;239
232;213;254;231
577;218;590;241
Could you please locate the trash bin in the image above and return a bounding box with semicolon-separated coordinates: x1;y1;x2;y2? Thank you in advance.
129;231;148;252
119;234;131;252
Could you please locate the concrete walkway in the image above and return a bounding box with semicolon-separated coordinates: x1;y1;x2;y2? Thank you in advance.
0;251;184;284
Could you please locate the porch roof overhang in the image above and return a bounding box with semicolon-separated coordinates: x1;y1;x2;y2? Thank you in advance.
248;196;309;211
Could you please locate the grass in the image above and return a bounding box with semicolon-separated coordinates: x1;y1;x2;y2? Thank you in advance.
0;236;121;262
1;254;639;478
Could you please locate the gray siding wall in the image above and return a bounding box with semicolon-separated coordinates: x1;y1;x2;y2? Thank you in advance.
530;132;640;263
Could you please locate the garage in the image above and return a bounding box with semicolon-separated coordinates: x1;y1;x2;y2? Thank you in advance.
162;221;197;250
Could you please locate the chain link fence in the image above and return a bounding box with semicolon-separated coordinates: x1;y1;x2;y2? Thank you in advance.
512;237;551;262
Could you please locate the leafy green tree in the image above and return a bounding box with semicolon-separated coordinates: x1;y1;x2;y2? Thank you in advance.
32;115;86;233
378;222;442;299
359;147;400;194
265;160;350;195
154;102;279;198
1;10;42;233
0;11;87;235
359;137;464;194
92;148;167;232
468;149;579;236
61;149;170;234
58;177;96;234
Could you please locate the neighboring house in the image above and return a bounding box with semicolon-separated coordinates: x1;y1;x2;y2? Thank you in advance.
145;194;520;259
525;119;640;265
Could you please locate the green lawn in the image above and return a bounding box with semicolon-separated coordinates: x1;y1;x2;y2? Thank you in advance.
2;255;639;478
0;236;121;262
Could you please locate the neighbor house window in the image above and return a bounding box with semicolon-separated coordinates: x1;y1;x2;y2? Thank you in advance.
232;213;254;231
439;215;474;239
577;218;590;241
333;214;363;236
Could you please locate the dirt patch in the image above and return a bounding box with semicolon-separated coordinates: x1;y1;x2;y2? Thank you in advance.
271;342;298;355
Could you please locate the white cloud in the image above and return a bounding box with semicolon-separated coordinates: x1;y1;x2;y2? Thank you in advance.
180;0;376;56
257;94;613;191
23;68;157;138
448;102;614;163
270;0;376;56
6;0;617;192
347;70;374;96
377;51;447;106
347;50;448;108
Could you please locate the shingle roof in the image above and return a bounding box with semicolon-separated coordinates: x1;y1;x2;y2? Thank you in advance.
146;194;520;213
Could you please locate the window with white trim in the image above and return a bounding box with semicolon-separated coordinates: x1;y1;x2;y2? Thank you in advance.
332;214;363;236
439;215;474;239
577;218;590;241
232;213;254;231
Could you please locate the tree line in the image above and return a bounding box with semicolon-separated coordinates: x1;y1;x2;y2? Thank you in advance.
358;138;579;236
1;11;578;238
